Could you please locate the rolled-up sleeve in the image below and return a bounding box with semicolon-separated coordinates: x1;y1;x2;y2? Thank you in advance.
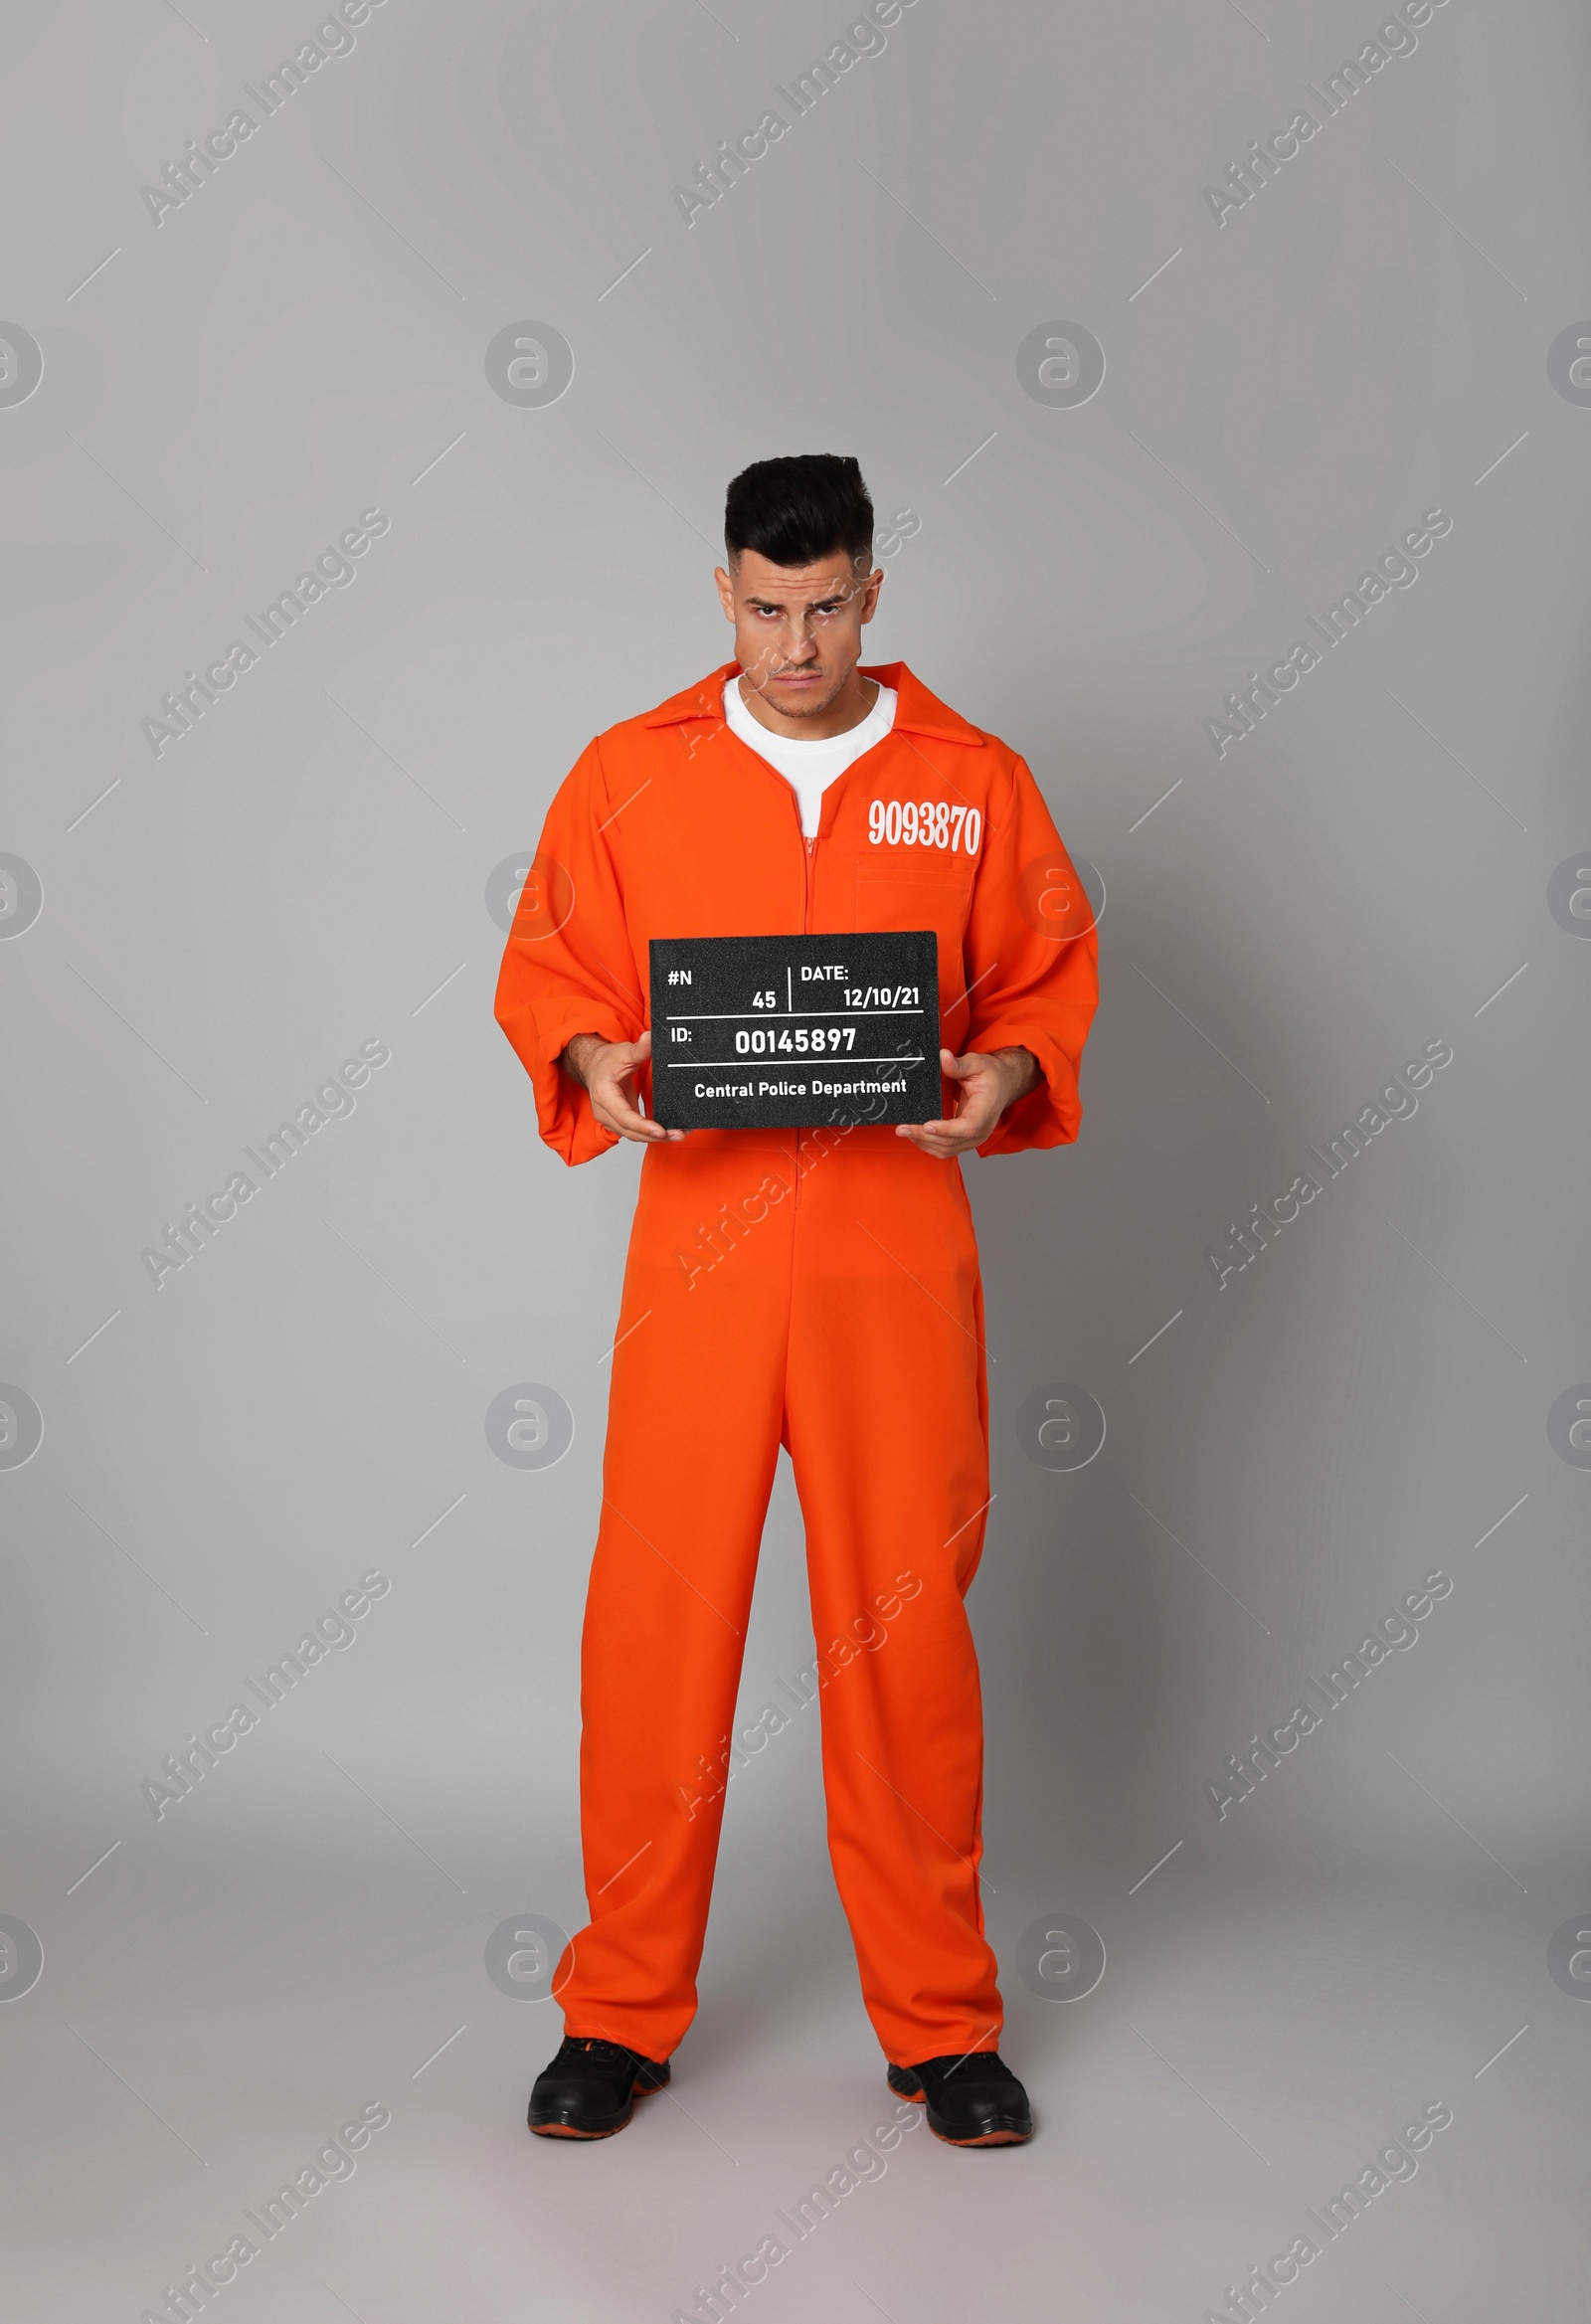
961;753;1100;1157
492;738;645;1165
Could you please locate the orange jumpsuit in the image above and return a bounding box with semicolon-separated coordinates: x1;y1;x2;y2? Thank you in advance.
493;660;1098;2068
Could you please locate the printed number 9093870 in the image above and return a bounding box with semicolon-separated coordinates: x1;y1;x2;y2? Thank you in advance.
869;800;980;852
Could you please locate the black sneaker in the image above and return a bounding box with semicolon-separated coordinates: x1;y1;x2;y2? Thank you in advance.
887;2050;1033;2146
528;2035;671;2139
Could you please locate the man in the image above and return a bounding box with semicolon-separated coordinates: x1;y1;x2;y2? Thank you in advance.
494;454;1098;2147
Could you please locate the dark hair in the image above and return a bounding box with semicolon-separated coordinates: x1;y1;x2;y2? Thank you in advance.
724;453;874;572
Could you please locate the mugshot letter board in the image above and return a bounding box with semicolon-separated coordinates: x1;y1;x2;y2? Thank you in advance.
649;931;940;1130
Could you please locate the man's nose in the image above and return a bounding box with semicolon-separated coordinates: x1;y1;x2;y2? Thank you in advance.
782;624;818;662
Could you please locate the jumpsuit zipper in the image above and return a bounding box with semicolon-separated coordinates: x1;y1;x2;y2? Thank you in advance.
795;828;815;1206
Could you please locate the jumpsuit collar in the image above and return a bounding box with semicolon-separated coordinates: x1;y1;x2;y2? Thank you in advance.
641;661;987;749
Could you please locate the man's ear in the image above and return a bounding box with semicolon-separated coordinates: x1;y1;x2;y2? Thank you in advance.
714;561;737;622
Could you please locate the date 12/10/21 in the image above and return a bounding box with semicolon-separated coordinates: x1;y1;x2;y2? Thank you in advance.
868;799;981;851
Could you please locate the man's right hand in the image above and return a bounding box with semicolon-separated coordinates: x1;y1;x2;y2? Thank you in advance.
559;1029;684;1144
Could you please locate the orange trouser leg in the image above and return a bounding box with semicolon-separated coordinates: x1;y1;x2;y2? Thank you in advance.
554;1127;1004;2067
786;1134;1003;2067
553;1133;795;2060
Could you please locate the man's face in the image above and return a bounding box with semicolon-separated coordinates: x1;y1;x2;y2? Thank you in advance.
714;546;884;720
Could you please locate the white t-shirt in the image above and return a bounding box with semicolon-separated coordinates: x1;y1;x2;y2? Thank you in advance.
722;672;897;838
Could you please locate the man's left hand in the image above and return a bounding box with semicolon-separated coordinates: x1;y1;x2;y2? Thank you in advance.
895;1045;1041;1157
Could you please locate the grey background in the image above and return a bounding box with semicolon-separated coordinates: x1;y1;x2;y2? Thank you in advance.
2;0;1588;2316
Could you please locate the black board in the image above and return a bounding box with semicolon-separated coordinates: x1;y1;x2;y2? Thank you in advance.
649;931;941;1130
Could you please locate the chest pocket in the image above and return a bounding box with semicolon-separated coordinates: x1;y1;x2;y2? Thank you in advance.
855;800;975;890
849;860;972;945
838;780;980;937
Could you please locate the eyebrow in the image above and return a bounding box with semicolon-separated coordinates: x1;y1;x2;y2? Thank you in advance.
745;591;848;610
